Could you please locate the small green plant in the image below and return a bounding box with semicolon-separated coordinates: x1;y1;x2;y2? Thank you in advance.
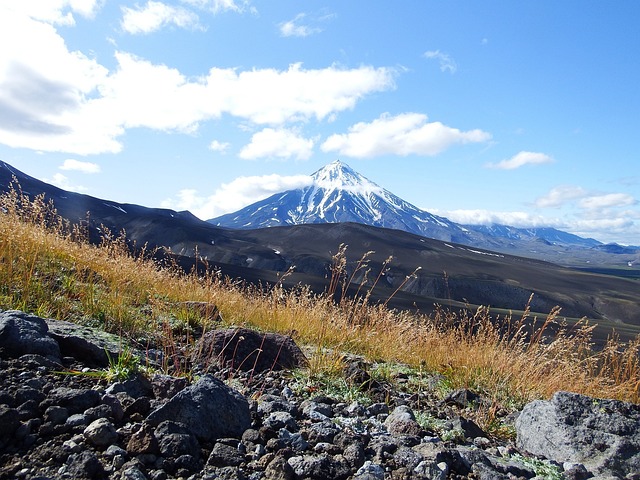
508;453;564;480
414;411;465;443
103;347;140;382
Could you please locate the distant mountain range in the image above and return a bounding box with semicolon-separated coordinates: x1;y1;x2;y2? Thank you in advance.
1;159;639;346
209;160;636;266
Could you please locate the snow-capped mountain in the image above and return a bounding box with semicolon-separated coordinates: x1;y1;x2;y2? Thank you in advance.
208;160;626;262
210;160;476;243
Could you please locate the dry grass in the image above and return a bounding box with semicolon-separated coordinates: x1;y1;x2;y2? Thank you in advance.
1;180;638;409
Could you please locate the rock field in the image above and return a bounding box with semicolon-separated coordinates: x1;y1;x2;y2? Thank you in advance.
1;309;639;480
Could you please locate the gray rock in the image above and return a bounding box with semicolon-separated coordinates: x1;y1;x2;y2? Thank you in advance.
43;405;69;425
127;423;159;455
105;374;154;398
121;466;148;480
62;450;105;479
443;388;482;408
0;310;60;360
45;318;124;367
263;411;297;431
516;391;640;478
0;405;20;442
150;374;187;400
452;415;486;439
414;460;449;480
354;460;385;480
84;417;118;447
287;453;350;480
257;396;297;415
146;374;251;442
154;421;200;458
207;441;245;467
385;405;423;437
265;454;295;480
393;445;424;471
195;327;307;372
304;420;340;444
43;386;101;414
278;428;309;452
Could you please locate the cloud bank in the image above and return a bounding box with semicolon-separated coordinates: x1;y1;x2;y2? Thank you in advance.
321;112;491;158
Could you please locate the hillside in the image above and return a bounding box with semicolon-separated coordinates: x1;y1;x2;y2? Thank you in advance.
1;160;639;346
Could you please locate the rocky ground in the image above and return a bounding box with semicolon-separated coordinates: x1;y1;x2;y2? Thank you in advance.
1;309;639;480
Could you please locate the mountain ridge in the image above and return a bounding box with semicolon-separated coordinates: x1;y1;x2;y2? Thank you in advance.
209;160;636;266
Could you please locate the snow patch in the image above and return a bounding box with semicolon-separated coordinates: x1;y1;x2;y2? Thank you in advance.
104;203;127;214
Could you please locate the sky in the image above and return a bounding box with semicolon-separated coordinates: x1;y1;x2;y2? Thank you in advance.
1;1;639;245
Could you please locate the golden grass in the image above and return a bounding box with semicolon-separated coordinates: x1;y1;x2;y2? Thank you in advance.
1;180;638;408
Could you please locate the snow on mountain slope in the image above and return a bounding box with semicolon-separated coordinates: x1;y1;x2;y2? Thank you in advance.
210;160;473;243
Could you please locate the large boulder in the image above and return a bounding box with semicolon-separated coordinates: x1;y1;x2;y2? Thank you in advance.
195;327;307;373
146;374;251;442
0;310;60;360
516;391;640;478
46;318;125;367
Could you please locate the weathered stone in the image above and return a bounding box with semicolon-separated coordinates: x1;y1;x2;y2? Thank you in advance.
154;421;201;459
45;318;124;367
43;387;101;414
127;423;159;455
443;388;482;408
265;454;295;480
414;460;449;480
452;415;486;439
43;405;69;425
146;374;250;442
0;310;60;360
393;445;424;471
288;453;350;480
0;405;20;441
207;441;245;467
83;417;118;447
278;428;309;452
385;405;423;437
196;327;307;372
62;450;105;479
105;373;154;398
257;395;298;415
263;411;297;431
516;391;640;478
354;460;385;480
150;374;187;400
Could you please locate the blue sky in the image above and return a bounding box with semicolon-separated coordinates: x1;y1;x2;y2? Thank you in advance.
1;1;638;245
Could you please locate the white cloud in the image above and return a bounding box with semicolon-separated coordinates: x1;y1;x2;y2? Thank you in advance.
4;0;103;26
486;151;554;170
535;185;587;208
424;50;457;74
162;174;313;219
0;7;116;154
239;128;314;160
45;173;88;192
321;112;491;158
180;0;254;14
209;140;230;153
0;7;395;157
432;206;639;245
204;63;395;125
431;208;560;229
60;159;101;173
279;13;322;37
579;193;636;210
121;1;201;34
